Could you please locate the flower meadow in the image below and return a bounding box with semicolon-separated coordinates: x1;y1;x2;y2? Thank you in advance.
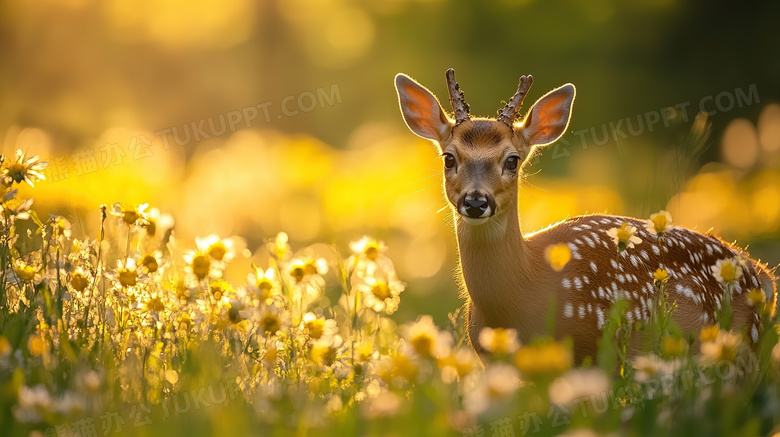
1;151;780;437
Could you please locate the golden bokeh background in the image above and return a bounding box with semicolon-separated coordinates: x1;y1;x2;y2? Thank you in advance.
2;0;779;320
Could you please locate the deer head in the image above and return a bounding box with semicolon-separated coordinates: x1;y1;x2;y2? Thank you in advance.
394;69;576;228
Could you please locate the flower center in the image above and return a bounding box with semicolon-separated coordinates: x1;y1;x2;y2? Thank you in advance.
118;268;137;287
260;314;281;334
305;319;325;339
6;163;26;183
371;281;391;300
123;210;140;226
192;255;211;279
141;254;159;273
291;266;305;282
364;245;380;261
71;273;89;292
410;334;433;357
208;242;227;261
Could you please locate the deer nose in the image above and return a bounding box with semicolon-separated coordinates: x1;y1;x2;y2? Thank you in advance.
459;193;495;218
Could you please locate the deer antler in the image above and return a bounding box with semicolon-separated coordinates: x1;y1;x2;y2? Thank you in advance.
497;75;534;126
446;68;470;125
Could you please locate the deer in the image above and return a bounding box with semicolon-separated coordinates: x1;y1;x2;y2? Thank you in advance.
394;69;777;364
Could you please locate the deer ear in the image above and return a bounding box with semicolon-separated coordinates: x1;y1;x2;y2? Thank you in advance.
395;73;452;143
519;84;575;147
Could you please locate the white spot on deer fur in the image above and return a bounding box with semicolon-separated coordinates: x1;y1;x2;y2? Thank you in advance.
630;255;639;267
587;303;593;313
596;308;606;329
578;305;586;319
567;243;582;260
584;276;591;285
752;325;759;343
699;313;709;323
562;278;572;289
632;290;639;299
598;287;606;299
574;277;583;290
626;311;634;322
563;303;573;318
591;291;597;299
582;236;595;248
590;262;598;273
634;307;642;321
652;245;660;256
617;274;626;283
611;259;619;269
640;250;649;261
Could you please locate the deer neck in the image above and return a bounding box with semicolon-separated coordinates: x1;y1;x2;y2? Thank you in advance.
455;198;539;327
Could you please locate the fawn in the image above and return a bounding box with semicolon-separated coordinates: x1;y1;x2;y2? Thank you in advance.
394;69;777;363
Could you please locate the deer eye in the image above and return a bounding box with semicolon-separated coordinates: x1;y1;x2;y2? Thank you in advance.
443;153;456;169
504;156;519;171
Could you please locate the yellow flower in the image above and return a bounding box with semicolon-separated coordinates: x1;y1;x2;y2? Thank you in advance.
379;354;419;383
545;243;571;272
27;334;45;357
303;313;336;340
259;312;282;335
288;257;328;283
112;203;149;226
3;150;47;186
185;251;211;280
513;341;572;379
350;236;387;261
746;288;766;307
632;353;681;383
661;336;687;358
70;270;90;292
311;335;343;367
645;210;673;235
143;207;174;237
402;315;451;359
196;234;243;264
209;280;232;301
177;313;193;331
13;259;39;283
146;296;165;313
711;258;743;285
606;222;642;251
438;349;476;382
140;253;160;274
653;268;669;286
359;276;405;315
700;331;742;364
700;325;720;343
0;336;11;358
117;259;138;287
267;232;290;260
478;327;520;355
